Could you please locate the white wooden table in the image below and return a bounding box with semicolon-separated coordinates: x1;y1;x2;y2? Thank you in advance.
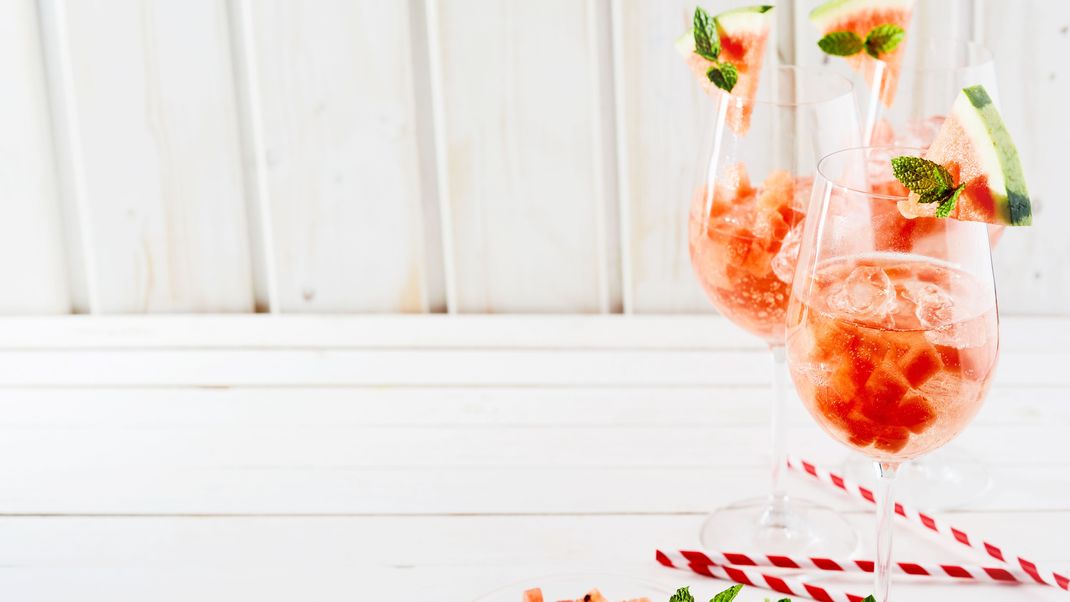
0;315;1066;601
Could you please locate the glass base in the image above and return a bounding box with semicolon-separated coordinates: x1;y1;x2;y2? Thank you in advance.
842;445;993;511
699;496;858;556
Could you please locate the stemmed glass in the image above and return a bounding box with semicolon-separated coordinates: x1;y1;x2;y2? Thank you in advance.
841;37;1002;510
688;65;860;554
786;146;999;600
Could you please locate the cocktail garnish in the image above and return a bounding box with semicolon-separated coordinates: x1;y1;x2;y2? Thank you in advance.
890;156;964;218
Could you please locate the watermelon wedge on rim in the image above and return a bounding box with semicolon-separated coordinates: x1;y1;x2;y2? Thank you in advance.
676;5;774;134
898;85;1031;226
810;0;914;107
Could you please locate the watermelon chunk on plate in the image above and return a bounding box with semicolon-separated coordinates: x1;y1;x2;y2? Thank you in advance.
676;5;774;134
809;0;915;107
898;85;1032;226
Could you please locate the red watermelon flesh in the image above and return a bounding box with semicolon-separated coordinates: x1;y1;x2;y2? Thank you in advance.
898;85;1031;225
810;0;915;107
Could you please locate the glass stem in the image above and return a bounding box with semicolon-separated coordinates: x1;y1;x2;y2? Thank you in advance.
768;345;788;522
874;461;900;601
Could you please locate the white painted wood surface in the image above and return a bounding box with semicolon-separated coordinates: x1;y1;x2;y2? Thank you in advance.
613;0;712;314
428;0;618;313
0;0;70;314
238;0;432;313
39;0;255;313
0;315;1065;601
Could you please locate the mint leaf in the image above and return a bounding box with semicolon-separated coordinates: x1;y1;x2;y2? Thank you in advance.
818;31;864;56
670;586;695;602
865;23;905;58
890;156;951;198
863;597;877;602
707;62;738;92
936;184;964;217
693;7;720;61
712;584;744;602
932;163;953;190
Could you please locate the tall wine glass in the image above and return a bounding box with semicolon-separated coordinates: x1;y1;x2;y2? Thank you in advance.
688;66;860;554
787;146;999;600
844;37;1002;510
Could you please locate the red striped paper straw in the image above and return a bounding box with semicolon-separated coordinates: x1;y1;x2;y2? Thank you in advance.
656;549;869;602
786;455;1070;591
694;549;1033;584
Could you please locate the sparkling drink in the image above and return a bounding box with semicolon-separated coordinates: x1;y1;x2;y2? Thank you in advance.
786;254;998;461
688;168;809;342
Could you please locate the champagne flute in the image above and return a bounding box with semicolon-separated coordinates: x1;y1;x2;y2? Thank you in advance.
688;65;860;554
786;146;999;600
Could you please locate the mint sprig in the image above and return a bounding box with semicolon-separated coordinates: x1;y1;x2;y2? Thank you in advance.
669;586;695;602
693;7;720;61
690;6;740;93
817;23;905;59
890;156;965;219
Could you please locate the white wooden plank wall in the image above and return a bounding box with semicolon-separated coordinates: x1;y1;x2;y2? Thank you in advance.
1;0;1067;316
40;0;256;313
429;0;619;313
0;0;71;314
237;0;433;313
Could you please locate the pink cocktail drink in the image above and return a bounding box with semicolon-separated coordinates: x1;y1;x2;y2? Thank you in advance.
689;167;810;343
786;254;998;460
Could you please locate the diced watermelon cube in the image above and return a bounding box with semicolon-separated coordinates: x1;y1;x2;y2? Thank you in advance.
815;388;854;429
830;358;875;401
895;394;937;434
581;589;610;602
522;588;544;602
845;415;878;447
863;363;912;407
873;425;911;453
897;343;943;387
740;238;774;277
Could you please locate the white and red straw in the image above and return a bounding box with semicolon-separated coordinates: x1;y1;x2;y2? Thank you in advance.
686;549;1033;584
656;550;869;602
786;455;1070;592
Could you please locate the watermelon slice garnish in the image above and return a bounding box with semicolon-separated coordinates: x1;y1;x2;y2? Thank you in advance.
896;85;1032;226
810;0;914;107
676;5;774;134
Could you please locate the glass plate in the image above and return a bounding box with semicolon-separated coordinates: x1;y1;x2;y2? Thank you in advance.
473;572;672;602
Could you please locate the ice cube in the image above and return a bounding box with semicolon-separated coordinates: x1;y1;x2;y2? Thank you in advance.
827;265;897;319
906;281;954;329
771;221;804;283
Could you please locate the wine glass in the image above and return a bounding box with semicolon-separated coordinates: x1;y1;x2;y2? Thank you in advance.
688;65;860;555
786;146;999;600
842;37;1002;510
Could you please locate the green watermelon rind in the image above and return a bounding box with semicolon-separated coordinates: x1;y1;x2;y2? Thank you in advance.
714;5;774;36
953;85;1032;226
809;0;914;29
